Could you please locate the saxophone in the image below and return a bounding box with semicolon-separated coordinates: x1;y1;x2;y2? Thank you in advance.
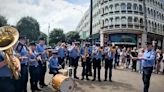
0;26;20;80
83;47;89;62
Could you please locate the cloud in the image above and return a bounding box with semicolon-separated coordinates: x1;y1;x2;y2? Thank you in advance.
0;0;89;34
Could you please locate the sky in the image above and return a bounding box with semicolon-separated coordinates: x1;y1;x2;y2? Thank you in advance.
0;0;89;34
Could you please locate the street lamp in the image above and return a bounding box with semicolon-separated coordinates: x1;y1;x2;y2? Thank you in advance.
90;0;93;45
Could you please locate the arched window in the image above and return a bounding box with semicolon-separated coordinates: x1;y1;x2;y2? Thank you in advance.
105;19;109;26
115;3;119;11
133;4;138;11
102;20;105;27
109;18;113;25
151;9;153;17
115;17;120;24
139;5;143;12
109;4;113;11
140;18;143;25
105;6;109;13
134;17;138;23
127;3;132;10
121;17;126;24
121;3;126;10
147;8;150;14
102;8;105;14
128;17;132;23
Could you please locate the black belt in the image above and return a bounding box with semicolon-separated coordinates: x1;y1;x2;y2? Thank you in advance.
0;76;13;80
21;64;28;66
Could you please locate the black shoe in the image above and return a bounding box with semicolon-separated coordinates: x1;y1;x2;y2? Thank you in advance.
92;79;95;81
40;85;44;88
43;84;48;87
32;90;35;92
86;78;90;80
98;80;101;82
35;88;41;91
74;76;79;79
81;78;84;80
104;79;107;81
109;80;112;82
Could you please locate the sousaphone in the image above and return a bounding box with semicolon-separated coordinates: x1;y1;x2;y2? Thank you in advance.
0;26;20;80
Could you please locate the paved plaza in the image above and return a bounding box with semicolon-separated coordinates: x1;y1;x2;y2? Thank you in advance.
27;66;164;92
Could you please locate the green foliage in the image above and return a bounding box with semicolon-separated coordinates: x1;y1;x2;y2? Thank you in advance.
66;31;80;43
0;15;7;27
49;28;65;44
16;16;40;41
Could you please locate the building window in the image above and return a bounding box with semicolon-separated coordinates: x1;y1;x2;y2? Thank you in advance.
115;17;120;24
115;3;120;12
134;17;138;23
133;4;138;11
105;6;109;13
121;3;126;10
128;17;132;23
127;3;132;10
109;18;113;28
121;17;126;24
139;5;143;12
109;4;113;13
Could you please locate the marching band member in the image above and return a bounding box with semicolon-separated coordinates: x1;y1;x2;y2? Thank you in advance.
49;50;62;76
87;42;92;76
36;37;48;88
15;36;29;92
0;51;20;92
69;41;80;79
80;41;90;80
29;41;41;92
58;43;66;69
104;43;115;82
92;42;102;82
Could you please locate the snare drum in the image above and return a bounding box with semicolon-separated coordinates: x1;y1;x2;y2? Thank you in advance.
59;69;68;76
52;74;75;92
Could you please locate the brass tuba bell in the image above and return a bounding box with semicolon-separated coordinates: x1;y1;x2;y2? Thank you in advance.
0;26;20;80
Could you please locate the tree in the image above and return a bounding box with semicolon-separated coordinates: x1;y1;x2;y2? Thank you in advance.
49;28;65;44
16;16;40;41
0;15;7;27
66;31;80;43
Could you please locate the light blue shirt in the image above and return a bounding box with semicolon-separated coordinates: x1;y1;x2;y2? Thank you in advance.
19;46;29;65
142;49;155;68
58;47;65;58
36;44;47;59
0;52;12;77
29;51;39;67
70;48;79;58
93;47;102;60
49;56;60;69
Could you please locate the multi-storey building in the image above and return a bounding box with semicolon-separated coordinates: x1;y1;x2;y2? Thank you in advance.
76;0;164;49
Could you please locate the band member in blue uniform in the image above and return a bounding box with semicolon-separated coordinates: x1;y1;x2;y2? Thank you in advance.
104;43;115;82
58;43;66;69
92;42;103;82
87;42;92;76
29;42;41;92
15;36;29;92
70;42;80;79
49;50;62;76
80;42;90;80
0;51;15;92
36;37;48;87
139;42;155;92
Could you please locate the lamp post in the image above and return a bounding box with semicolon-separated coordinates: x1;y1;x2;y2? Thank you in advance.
90;0;93;45
47;23;50;46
